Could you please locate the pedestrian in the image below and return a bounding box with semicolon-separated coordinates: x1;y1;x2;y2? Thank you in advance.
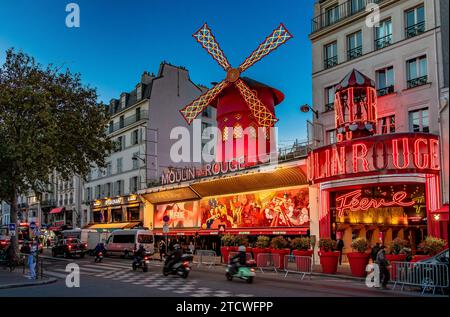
20;242;31;254
188;241;195;255
159;240;166;261
336;238;344;265
375;245;390;289
28;242;37;280
371;243;380;263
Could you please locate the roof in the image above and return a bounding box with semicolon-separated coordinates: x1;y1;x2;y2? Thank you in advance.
335;69;375;92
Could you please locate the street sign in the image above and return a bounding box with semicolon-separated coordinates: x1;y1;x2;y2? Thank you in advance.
162;215;170;223
218;224;226;233
8;223;16;231
163;224;169;234
30;222;36;230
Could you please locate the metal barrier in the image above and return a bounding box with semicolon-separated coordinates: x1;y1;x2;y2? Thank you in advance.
283;255;313;280
391;261;449;295
194;250;220;269
256;253;280;273
228;252;253;263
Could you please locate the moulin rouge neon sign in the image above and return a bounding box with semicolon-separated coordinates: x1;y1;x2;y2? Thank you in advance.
307;133;440;183
335;189;415;217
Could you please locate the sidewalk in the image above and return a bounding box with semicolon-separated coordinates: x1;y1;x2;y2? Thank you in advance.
0;268;57;290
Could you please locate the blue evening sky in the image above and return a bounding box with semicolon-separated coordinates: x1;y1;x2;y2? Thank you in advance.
0;0;314;146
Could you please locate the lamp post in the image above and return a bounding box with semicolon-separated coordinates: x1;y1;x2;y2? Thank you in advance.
300;104;319;119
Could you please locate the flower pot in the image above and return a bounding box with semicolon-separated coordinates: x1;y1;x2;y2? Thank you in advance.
385;254;407;279
252;247;270;263
220;246;231;264
410;255;431;263
347;252;370;277
270;249;291;270
229;246;238;252
293;250;313;257
319;251;340;274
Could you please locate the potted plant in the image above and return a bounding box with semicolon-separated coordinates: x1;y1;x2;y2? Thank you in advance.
347;238;370;277
234;235;251;253
412;237;446;262
291;237;313;257
386;238;409;262
220;234;234;264
252;236;270;262
318;238;340;274
270;236;290;270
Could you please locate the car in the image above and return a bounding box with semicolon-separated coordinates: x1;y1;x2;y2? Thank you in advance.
52;238;87;258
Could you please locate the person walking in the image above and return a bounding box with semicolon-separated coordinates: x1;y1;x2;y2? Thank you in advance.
336;238;344;265
188;241;195;255
376;245;390;289
28;242;37;280
159;240;166;261
371;243;381;263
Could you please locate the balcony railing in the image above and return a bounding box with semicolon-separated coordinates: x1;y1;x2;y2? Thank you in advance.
405;21;425;39
107;110;148;134
407;76;428;89
347;46;362;60
41;199;57;207
375;34;392;50
311;0;385;33
324;56;338;69
324;103;334;112
377;85;395;97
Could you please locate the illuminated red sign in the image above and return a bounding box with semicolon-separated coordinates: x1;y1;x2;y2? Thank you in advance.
307;133;440;183
335;189;416;217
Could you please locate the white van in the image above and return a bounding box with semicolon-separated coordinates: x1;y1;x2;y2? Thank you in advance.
105;229;154;258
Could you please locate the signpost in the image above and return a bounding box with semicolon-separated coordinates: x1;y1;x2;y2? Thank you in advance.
8;223;16;236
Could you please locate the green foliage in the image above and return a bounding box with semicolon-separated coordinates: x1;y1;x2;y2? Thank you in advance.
291;237;311;250
418;237;446;255
388;238;409;255
233;235;248;246
221;234;234;247
270;236;288;250
255;236;270;248
351;238;369;253
319;238;337;252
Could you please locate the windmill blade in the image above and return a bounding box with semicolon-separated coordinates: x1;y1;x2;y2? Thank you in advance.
193;23;232;71
234;78;277;127
238;23;293;73
180;80;229;124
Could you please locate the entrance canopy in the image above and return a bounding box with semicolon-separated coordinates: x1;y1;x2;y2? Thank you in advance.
49;207;65;214
84;221;142;232
153;227;308;236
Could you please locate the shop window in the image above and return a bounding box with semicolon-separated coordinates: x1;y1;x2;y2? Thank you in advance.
111;209;123;222
127;208;140;221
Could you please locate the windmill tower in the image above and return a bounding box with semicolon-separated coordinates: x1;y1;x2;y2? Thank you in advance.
180;23;293;163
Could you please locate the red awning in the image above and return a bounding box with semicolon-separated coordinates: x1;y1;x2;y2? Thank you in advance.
48;226;62;231
49;207;65;214
153;228;308;236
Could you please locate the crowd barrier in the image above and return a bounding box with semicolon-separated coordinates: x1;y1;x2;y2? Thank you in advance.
256;253;280;273
283;255;313;280
390;261;449;295
193;250;220;269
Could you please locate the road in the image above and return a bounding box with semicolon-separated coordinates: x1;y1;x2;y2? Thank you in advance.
0;250;422;297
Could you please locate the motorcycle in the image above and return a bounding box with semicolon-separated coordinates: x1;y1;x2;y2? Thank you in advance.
94;252;103;263
163;254;193;278
226;260;256;283
132;255;149;272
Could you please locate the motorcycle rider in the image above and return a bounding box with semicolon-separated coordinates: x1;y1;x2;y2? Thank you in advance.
229;245;247;275
134;244;147;265
94;242;106;257
165;244;183;270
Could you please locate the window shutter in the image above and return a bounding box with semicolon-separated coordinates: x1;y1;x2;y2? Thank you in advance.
121;180;124;195
129;178;133;194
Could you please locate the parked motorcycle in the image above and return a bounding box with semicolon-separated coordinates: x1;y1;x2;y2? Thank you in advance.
163;254;193;278
132;255;149;272
94;252;103;263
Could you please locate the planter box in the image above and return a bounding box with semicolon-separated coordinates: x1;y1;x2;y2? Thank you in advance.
220;246;231;264
252;247;270;263
270;249;291;270
410;255;431;263
319;251;340;274
385;254;407;279
293;250;313;257
347;252;370;277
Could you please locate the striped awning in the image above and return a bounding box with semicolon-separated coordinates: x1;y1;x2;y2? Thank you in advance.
84;222;142;232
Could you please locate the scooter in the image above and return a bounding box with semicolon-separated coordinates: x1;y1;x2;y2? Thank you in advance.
163;254;193;278
226;261;256;283
94;252;103;263
132;255;149;272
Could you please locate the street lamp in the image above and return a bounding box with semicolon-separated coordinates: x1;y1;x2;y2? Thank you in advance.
300;104;319;119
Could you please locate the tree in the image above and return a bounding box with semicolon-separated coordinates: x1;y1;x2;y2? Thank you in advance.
0;49;113;255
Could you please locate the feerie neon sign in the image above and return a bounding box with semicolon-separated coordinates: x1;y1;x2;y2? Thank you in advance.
335;189;415;217
307;133;440;183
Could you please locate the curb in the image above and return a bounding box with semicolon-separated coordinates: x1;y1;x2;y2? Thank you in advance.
0;277;58;290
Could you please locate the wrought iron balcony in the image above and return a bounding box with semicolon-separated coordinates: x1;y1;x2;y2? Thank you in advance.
347;46;362;61
107;110;148;135
375;34;392;50
324;56;338;69
407;76;428;89
311;0;385;33
377;85;395;96
405;21;425;39
324;103;335;112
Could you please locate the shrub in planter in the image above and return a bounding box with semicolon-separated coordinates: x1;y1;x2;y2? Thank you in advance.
220;234;234;264
270;236;290;269
388;238;409;255
234;235;248;247
418;237;446;256
318;238;340;274
347;238;370;277
253;236;271;262
291;237;313;257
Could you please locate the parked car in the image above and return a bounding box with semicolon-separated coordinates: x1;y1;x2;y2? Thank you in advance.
105;229;155;258
52;238;87;258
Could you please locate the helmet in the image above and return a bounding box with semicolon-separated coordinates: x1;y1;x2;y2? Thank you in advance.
238;245;246;252
174;244;181;250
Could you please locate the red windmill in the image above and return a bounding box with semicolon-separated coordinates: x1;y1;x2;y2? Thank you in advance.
179;23;292;163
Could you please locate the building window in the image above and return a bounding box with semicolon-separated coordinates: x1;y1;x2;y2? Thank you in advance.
132;129;139;145
121;94;127;108
324;85;336;111
117;158;123;174
409;108;429;132
105;183;111;198
115;180;123;196
324;41;338;69
132;152;139;170
349;0;364;15
406;56;428;89
378;115;396;134
136;107;141;121
376;66;395;96
69;193;73;205
119;115;124;129
130;176;139;193
324;4;339;27
112;209;122;222
109;120;114;134
136;85;142;101
347;31;362;60
97;168;102;179
327;129;336;145
106;162;112;176
202;107;211;118
127;208;140;221
115;136;125;152
405;5;425;38
96;185;101;199
375;19;392;50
